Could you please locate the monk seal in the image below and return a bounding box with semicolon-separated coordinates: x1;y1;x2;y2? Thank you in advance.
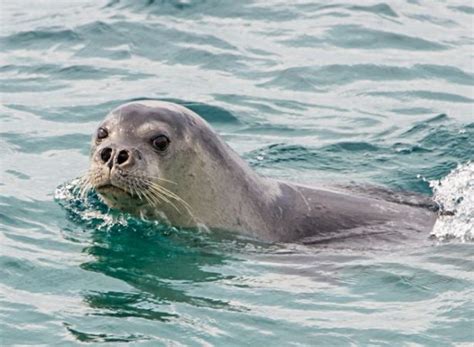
82;100;437;244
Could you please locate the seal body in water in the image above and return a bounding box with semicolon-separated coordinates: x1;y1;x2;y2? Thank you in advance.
85;100;437;244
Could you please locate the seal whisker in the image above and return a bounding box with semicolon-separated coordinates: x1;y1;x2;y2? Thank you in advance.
116;174;189;214
144;176;178;185
143;180;181;210
146;180;182;203
159;188;191;211
145;187;182;214
143;187;160;206
122;173;178;186
129;181;142;201
135;185;146;202
131;180;142;200
82;182;93;201
126;175;197;221
138;188;153;205
76;173;92;200
133;179;171;208
73;174;87;193
148;187;182;214
146;180;193;216
148;182;198;225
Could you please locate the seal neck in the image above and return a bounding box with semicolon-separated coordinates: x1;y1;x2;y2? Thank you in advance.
172;136;278;237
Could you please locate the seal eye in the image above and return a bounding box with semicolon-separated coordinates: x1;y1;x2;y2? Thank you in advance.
151;135;170;151
97;127;108;140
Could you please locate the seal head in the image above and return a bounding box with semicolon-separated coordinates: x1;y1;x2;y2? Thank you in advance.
87;101;278;237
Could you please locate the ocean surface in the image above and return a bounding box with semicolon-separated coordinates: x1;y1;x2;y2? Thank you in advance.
1;1;473;346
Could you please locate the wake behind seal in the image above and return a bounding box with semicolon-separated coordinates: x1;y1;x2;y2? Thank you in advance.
81;100;437;244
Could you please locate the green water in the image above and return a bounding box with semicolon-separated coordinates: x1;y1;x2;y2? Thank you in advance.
1;1;473;346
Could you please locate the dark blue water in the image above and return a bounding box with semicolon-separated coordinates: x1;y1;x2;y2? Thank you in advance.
1;1;473;346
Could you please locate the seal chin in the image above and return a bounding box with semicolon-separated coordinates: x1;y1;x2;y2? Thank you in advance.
96;183;136;202
95;183;145;212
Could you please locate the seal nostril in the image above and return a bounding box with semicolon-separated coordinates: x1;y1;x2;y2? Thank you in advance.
117;150;129;165
100;147;112;163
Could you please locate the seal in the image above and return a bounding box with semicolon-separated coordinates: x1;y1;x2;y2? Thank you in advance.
83;100;437;244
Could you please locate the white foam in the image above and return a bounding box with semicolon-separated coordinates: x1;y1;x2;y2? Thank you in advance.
54;178;125;230
430;162;473;242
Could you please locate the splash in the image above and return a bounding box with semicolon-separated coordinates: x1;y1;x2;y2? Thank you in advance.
54;178;164;234
430;162;473;242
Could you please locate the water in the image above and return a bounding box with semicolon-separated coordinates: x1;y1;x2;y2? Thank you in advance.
1;0;473;345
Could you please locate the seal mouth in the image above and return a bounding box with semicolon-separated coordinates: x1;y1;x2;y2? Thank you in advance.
96;183;130;195
96;183;115;189
94;182;147;210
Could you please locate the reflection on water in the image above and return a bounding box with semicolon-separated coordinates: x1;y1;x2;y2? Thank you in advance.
81;228;239;321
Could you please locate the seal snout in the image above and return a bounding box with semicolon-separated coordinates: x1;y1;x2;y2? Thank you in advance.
99;146;135;170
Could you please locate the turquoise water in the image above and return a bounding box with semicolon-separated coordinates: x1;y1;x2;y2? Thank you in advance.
1;0;473;345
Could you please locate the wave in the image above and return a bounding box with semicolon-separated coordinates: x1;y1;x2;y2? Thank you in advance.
430;162;474;242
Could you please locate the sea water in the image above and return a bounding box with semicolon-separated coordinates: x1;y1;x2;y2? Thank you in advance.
1;1;473;346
